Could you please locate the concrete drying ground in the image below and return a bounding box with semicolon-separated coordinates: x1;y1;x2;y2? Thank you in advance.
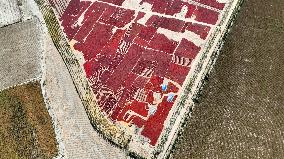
171;0;284;158
0;0;283;158
47;1;242;157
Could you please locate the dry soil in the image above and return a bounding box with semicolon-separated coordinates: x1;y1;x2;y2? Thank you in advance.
171;0;284;158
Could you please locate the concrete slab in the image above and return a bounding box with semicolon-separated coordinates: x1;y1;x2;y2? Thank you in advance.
0;0;21;27
0;19;41;90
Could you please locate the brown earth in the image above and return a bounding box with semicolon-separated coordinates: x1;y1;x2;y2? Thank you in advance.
171;0;284;158
0;81;58;159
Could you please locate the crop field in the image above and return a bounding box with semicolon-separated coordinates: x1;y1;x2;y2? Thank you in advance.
0;82;58;159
